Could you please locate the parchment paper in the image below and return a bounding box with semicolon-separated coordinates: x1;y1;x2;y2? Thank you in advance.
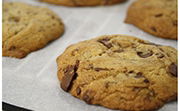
3;0;177;110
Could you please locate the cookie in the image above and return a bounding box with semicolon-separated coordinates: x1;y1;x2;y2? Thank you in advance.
125;0;177;40
40;0;126;7
3;2;64;58
56;35;177;111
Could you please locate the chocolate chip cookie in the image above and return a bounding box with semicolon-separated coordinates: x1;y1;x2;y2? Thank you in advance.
40;0;126;6
56;35;177;111
3;2;64;58
125;0;177;40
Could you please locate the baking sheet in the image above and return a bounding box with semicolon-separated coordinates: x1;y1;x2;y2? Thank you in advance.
2;0;177;111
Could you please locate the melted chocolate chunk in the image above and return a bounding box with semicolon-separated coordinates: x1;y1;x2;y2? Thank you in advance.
137;51;153;58
128;70;134;73
155;13;163;17
98;38;112;48
135;72;143;78
94;67;108;72
61;65;76;91
82;91;93;104
143;79;149;83
9;46;16;51
8;16;20;22
76;87;81;95
173;20;177;26
61;61;79;92
168;63;177;77
83;95;91;104
155;53;164;58
105;82;109;88
151;27;157;32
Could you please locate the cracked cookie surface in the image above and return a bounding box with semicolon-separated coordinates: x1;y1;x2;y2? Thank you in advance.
125;0;177;40
40;0;126;6
3;2;64;58
56;35;177;111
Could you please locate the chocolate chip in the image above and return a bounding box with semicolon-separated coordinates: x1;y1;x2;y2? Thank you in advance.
135;72;143;78
94;67;108;72
151;27;157;32
76;87;81;95
61;65;76;91
83;95;91;104
14;31;19;35
99;38;110;42
155;13;163;17
9;46;16;51
8;17;20;22
168;63;177;77
13;17;20;22
155;53;164;58
128;70;134;73
104;43;112;48
144;79;149;83
105;82;109;88
137;72;143;75
61;61;79;92
137;51;153;58
98;38;112;48
173;20;177;26
82;91;93;104
51;15;55;19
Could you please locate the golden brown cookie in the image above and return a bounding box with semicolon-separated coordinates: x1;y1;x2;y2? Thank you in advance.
56;35;177;111
125;0;177;40
40;0;126;6
3;2;64;58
